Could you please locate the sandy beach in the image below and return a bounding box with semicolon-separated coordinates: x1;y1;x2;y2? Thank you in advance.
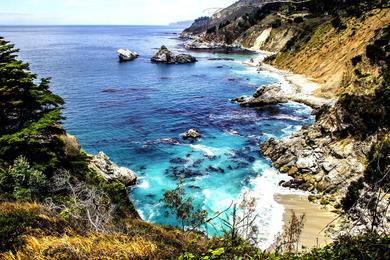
274;194;339;250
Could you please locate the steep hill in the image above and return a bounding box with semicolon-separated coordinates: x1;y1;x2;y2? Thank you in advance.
182;0;390;218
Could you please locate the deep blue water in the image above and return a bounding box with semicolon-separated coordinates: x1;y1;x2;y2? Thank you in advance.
0;26;314;248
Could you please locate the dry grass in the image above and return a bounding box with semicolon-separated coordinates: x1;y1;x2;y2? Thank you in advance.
0;201;208;259
1;233;158;260
272;9;390;98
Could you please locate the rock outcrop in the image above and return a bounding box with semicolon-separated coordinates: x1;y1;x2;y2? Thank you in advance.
260;104;382;205
184;37;249;53
182;129;202;140
90;151;137;186
117;49;139;62
232;84;288;106
151;46;197;64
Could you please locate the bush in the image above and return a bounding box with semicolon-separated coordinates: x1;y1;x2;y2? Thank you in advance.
364;136;390;188
0;156;48;201
293;16;304;23
331;16;346;30
300;234;390;259
351;55;362;66
341;178;364;212
271;19;282;28
162;179;208;231
206;26;216;34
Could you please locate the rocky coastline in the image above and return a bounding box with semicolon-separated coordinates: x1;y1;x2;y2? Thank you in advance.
90;151;137;187
234;56;372;208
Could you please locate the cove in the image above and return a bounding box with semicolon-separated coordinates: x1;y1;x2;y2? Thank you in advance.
0;25;314;248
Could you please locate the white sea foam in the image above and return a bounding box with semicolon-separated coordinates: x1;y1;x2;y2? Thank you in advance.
190;144;217;156
225;128;240;136
263;133;277;139
267;114;304;122
281;125;302;136
241;162;309;249
189;144;232;157
203;189;211;199
237;164;291;249
138;179;150;189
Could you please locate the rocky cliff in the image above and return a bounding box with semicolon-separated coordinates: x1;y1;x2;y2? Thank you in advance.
183;1;390;207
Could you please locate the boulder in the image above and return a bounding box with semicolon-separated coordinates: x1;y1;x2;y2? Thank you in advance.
90;152;137;186
233;84;288;107
117;49;139;62
182;129;202;139
151;46;197;64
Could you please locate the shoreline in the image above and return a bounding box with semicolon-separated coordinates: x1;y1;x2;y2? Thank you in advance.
239;52;338;250
241;53;336;109
274;194;338;251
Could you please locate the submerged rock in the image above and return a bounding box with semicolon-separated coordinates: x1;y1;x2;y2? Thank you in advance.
117;49;139;62
151;45;197;64
90;151;137;186
146;138;180;145
182;128;202;139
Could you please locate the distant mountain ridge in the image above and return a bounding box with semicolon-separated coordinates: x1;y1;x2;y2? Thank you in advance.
168;20;194;28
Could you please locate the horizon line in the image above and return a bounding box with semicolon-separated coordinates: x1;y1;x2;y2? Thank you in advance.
0;24;187;27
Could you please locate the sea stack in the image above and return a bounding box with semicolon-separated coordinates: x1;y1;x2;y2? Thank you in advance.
151;45;197;64
117;49;139;62
182;128;202;139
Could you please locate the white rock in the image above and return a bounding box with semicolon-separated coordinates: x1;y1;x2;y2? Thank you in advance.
117;49;139;62
90;151;137;186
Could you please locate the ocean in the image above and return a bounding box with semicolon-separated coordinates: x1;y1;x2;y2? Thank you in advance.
0;25;314;248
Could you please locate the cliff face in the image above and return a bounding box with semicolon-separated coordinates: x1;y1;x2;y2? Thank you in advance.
183;1;390;206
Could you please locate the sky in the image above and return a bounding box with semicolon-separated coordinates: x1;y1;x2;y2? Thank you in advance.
0;0;237;25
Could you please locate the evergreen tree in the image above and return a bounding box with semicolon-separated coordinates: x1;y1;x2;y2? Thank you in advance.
0;36;65;173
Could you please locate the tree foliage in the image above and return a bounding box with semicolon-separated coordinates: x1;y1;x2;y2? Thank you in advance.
0;36;65;174
0;156;48;201
162;178;208;231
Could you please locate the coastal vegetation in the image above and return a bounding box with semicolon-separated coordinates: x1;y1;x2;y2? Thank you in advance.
1;0;389;258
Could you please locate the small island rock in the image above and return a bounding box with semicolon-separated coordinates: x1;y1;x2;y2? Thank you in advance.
117;49;139;62
182;129;202;139
151;45;197;64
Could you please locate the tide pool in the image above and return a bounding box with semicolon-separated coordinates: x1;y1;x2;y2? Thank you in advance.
0;25;314;248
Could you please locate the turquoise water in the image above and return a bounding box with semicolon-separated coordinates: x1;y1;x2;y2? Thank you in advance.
0;26;314;248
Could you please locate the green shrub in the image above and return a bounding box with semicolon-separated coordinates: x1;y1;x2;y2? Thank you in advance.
271;19;282;28
293;16;304;23
0;156;48;201
299;234;390;259
162;179;208;231
331;16;347;30
351;55;362;66
341;178;364;212
364;136;390;188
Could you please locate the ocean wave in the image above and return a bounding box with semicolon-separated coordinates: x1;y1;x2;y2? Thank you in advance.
238;165;290;249
281;125;302;136
138;179;150;189
189;144;230;157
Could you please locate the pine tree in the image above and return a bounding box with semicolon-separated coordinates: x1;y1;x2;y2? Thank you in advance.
0;36;65;173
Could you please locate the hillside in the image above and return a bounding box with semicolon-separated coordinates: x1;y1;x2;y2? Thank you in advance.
1;0;389;257
183;1;389;96
183;0;390;232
